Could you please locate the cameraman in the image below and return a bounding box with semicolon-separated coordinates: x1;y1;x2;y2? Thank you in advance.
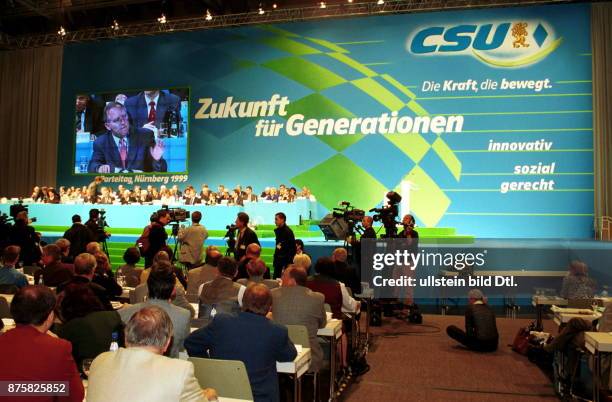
144;209;171;267
9;210;41;266
85;209;109;243
361;216;377;239
234;212;260;261
177;211;208;269
398;214;419;252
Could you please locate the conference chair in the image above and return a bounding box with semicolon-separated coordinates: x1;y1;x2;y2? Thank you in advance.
0;296;11;319
287;324;318;401
129;284;148;304
188;357;253;401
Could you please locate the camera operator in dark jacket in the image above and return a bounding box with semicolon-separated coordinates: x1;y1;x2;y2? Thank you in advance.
144;209;171;267
273;212;296;279
85;209;109;243
9;210;41;266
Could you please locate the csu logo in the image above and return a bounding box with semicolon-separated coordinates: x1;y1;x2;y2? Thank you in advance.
408;21;562;68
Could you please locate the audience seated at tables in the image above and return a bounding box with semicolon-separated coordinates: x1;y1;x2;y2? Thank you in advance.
86;241;102;255
140;251;188;289
93;252;122;298
35;244;74;287
272;265;327;373
293;253;312;274
331;248;362;296
55;238;74;264
237;258;279;289
55;283;124;370
88;306;206;402
119;262;191;358
0;285;85;402
561;260;596;300
544;317;592;394
307;257;360;372
63;214;96;258
58;253;113;310
198;256;245;319
186;283;297;402
116;246;143;287
133;259;195;319
294;239;309;258
307;257;360;320
0;246;28;289
236;243;270;281
446;289;499;352
186;247;221;302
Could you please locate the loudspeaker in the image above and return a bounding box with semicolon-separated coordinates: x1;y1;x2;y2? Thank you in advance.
318;214;348;241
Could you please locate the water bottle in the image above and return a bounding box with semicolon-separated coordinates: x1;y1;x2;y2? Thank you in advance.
109;332;119;352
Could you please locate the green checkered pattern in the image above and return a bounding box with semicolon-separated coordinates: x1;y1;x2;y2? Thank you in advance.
258;26;461;227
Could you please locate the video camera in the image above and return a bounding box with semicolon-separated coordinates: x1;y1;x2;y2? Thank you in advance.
369;191;401;237
224;224;237;256
333;201;366;224
9;200;36;223
161;205;190;223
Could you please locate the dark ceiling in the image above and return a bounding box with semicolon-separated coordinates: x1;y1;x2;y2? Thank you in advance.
0;1;318;36
0;0;596;39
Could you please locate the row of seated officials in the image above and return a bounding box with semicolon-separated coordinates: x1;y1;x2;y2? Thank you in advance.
0;237;362;402
27;182;315;206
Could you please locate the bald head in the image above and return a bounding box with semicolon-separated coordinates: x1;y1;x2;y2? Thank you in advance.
205;248;222;267
246;243;261;259
332;248;348;263
242;283;272;316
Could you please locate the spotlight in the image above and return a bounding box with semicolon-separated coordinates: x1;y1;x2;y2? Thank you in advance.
348;0;353;3
57;26;66;36
205;9;212;21
377;0;384;4
320;1;326;8
111;19;120;30
272;3;277;9
157;13;167;24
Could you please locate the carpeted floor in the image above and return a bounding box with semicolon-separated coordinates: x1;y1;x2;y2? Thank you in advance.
343;314;559;402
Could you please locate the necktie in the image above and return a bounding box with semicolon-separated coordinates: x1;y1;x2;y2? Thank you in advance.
119;138;127;169
148;101;156;123
76;112;82;131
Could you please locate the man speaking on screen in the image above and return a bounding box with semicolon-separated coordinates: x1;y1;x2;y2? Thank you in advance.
87;102;167;173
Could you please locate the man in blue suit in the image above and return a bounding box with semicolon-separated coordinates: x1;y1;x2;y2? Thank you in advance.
88;102;167;173
185;283;297;402
125;90;181;130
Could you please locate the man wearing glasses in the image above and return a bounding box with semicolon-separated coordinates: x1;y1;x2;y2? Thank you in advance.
88;102;167;173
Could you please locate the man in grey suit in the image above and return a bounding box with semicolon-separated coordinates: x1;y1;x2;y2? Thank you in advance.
88;306;205;402
178;211;208;268
119;263;190;358
186;247;221;302
271;265;327;372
